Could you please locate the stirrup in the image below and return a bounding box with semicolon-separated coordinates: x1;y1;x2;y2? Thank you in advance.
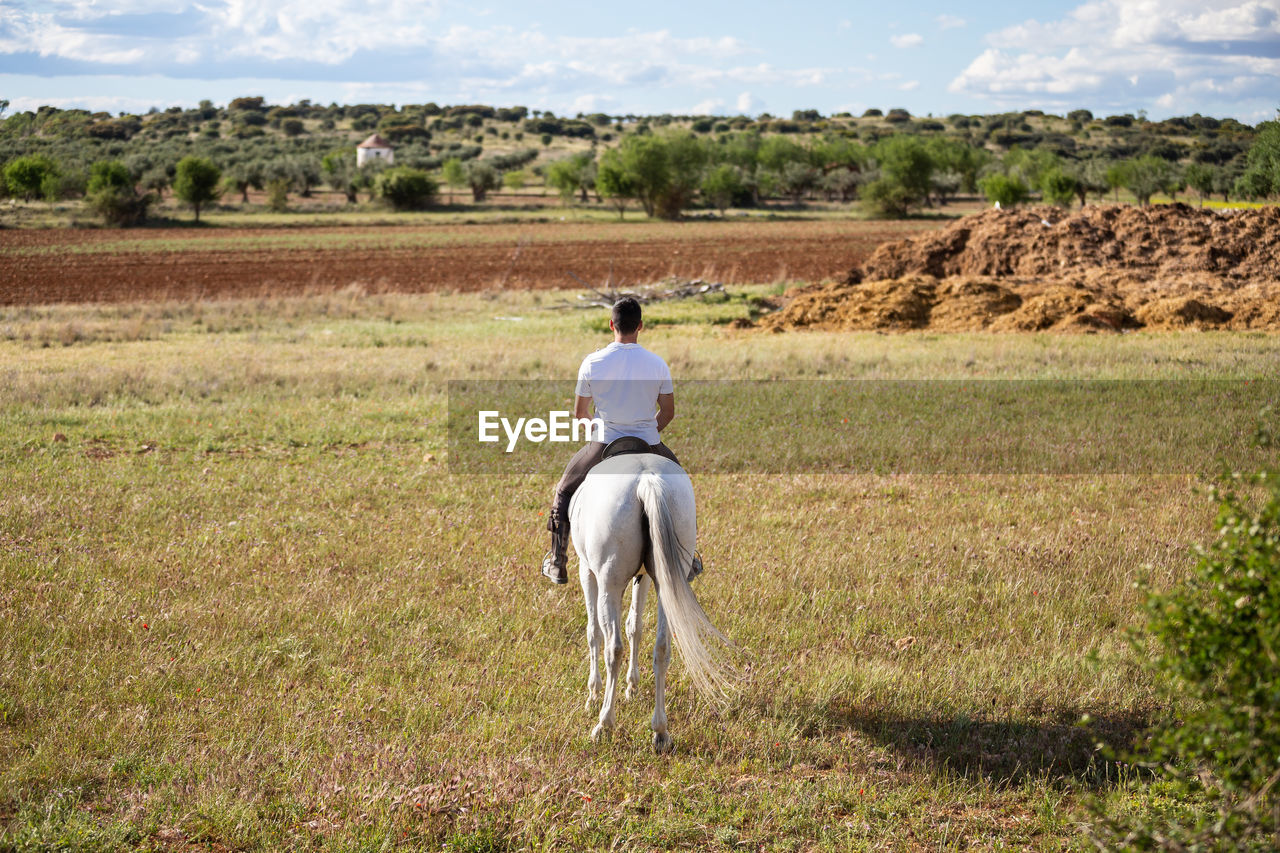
541;551;567;585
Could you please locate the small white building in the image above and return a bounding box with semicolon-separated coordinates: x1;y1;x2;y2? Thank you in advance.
356;133;394;167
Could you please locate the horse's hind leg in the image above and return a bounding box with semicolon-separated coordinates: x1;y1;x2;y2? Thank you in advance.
591;585;624;742
624;574;649;700
581;567;602;711
651;600;673;754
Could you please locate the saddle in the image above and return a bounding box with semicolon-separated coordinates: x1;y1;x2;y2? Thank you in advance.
602;435;652;459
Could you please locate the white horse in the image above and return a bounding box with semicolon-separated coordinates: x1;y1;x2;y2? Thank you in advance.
568;452;736;753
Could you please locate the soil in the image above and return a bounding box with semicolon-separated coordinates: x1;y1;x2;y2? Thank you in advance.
0;220;922;305
760;204;1280;333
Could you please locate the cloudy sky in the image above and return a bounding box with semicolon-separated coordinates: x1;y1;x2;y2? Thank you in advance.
2;0;1278;121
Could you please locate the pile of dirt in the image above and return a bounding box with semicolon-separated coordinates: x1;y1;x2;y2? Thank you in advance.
760;204;1280;333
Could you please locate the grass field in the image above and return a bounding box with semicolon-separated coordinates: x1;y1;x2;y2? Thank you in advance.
3;288;1279;851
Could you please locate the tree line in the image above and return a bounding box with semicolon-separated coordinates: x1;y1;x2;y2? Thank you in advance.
1;96;1276;224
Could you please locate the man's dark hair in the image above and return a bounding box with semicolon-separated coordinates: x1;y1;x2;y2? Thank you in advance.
611;297;642;334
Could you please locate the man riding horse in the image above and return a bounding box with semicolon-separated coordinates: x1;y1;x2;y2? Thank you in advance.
542;296;701;584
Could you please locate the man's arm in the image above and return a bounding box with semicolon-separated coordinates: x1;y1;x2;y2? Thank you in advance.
573;395;593;421
656;392;674;432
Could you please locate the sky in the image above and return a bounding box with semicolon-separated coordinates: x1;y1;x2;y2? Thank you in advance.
1;0;1278;123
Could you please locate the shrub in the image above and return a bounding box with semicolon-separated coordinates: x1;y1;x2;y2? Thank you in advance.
376;167;438;210
1090;422;1280;849
3;155;58;201
1039;168;1079;207
265;178;290;212
86;160;153;226
861;177;916;217
978;173;1030;207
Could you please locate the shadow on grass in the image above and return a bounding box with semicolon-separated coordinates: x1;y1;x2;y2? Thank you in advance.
820;703;1154;789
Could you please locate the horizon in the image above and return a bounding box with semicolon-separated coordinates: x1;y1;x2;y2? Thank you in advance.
2;1;1278;125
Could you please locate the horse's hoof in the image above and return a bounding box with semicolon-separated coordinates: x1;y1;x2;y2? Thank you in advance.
652;731;674;754
591;723;609;742
624;683;638;701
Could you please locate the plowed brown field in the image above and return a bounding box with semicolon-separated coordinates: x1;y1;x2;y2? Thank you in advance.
0;219;934;305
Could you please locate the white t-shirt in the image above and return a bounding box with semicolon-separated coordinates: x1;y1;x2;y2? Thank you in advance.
575;342;674;444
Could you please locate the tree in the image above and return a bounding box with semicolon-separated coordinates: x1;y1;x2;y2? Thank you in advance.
1003;147;1060;187
978;173;1030;208
502;169;527;191
376;166;438;210
224;161;264;204
441;158;466;201
3;154;58;201
465;161;500;202
596;150;636;219
1183;162;1216;207
778;160;819;204
1234;118;1280;199
867;135;935;213
601;134;672;218
861;175;916;217
173;156;221;222
700;164;743;214
1105;162;1128;201
1039;167;1079;207
545;152;596;203
85;160;153;226
286;157;322;198
649;131;707;218
1120;155;1180;205
320;149;366;204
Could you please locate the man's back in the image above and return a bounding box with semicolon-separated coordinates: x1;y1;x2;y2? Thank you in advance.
577;342;673;444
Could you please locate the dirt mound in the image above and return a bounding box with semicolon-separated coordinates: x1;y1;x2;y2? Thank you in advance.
858;203;1280;283
761;204;1280;333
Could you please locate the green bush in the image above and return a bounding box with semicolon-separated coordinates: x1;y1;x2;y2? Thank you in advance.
265;178;290;212
1039;167;1079;207
3;154;58;201
1090;420;1280;849
376;167;438;210
861;177;917;218
85;160;153;226
978;173;1030;208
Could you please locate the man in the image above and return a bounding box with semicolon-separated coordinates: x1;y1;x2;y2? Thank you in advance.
542;296;695;584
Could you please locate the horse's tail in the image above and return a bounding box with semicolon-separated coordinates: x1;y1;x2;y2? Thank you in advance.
637;470;738;700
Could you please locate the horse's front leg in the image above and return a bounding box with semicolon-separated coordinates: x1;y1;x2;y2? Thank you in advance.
591;586;624;742
581;566;602;711
651;600;673;754
624;574;650;700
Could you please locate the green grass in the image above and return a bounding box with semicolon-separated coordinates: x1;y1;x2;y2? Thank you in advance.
2;288;1279;850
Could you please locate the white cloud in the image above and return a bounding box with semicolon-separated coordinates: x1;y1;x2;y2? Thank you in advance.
935;14;966;29
571;94;614;113
899;80;920;91
890;33;923;48
950;0;1280;113
736;91;759;113
690;98;725;114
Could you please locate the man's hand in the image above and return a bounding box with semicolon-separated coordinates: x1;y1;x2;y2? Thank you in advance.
656;393;675;432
